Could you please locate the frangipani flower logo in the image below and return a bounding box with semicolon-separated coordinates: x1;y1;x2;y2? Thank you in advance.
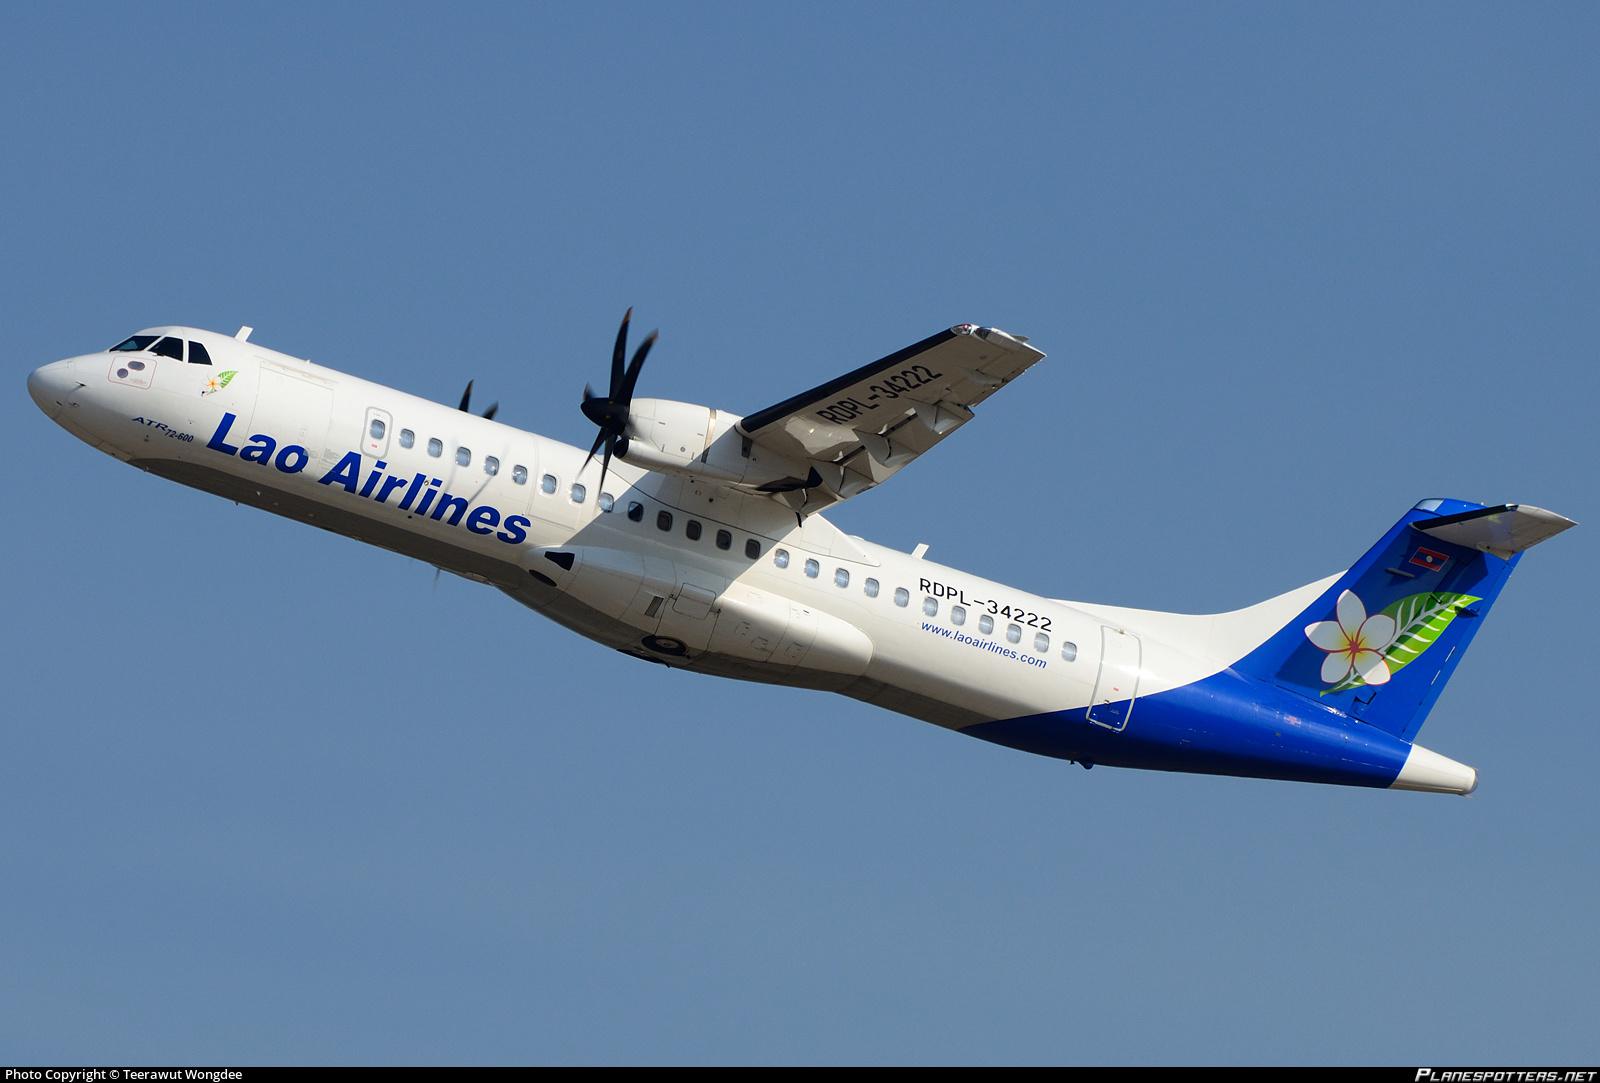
1304;588;1483;695
200;370;237;397
1305;590;1395;687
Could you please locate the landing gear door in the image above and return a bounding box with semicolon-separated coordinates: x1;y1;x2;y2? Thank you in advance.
1088;626;1141;732
652;575;724;657
707;583;791;663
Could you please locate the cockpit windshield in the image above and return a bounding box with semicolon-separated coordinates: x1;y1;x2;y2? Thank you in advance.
150;337;184;361
106;334;213;365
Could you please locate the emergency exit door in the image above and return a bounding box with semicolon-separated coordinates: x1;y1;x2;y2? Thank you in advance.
1088;626;1141;732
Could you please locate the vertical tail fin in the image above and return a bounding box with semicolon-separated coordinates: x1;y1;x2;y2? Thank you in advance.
1231;500;1574;741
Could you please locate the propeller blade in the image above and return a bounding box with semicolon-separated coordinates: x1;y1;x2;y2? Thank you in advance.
618;329;657;405
611;307;632;397
481;402;498;421
581;309;656;491
457;379;474;413
597;439;613;496
580;426;609;476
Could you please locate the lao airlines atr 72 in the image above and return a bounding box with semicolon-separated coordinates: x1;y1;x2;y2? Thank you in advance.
27;315;1574;794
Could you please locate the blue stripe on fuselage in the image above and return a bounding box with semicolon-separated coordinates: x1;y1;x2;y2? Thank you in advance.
964;669;1412;788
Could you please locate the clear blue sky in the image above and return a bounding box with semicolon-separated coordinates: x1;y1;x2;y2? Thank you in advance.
3;2;1595;1065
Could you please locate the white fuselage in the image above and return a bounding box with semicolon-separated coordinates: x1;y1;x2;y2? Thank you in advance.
28;324;1488;794
29;326;1194;732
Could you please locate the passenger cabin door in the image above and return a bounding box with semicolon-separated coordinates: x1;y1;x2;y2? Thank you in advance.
1087;626;1141;732
363;406;392;458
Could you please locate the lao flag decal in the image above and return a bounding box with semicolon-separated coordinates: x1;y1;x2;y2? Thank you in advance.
1409;546;1450;573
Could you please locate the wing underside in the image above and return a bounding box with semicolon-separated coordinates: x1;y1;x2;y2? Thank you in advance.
737;323;1044;512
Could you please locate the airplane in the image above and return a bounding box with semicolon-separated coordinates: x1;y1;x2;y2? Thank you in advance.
26;315;1575;794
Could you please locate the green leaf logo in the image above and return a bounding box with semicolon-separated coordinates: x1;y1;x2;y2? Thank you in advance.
200;370;238;396
1320;591;1480;695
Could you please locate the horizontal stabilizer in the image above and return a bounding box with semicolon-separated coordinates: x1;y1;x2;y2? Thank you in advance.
1415;502;1576;559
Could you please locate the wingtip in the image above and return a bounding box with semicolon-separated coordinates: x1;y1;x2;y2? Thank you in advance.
1523;505;1578;530
1512;504;1579;543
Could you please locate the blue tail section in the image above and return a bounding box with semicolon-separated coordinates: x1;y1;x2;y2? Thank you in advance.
1231;499;1570;741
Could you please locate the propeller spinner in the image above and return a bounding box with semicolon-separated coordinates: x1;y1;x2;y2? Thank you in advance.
580;307;657;494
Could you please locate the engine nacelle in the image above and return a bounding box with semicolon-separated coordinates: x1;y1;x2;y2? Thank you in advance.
619;398;817;492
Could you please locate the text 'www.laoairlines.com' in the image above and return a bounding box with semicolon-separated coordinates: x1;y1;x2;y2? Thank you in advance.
920;622;1049;668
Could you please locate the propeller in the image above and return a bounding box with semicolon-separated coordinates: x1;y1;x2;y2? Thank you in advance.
456;379;498;421
580;307;657;494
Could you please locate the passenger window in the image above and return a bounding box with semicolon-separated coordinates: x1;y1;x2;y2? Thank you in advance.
541;474;557;494
1061;641;1078;662
774;548;790;569
922;597;938;616
1034;631;1050;652
804;558;819;578
979;614;994;634
864;578;880;598
834;568;849;588
370;418;386;440
189;342;213;366
715;529;732;550
627;501;644;522
685;519;702;541
399;429;415;449
656;510;672;531
745;538;761;559
1007;623;1022;644
512;465;527;484
456;447;471;467
599;493;615;512
951;605;966;626
894;587;909;607
151;337;184;361
571;483;586;503
427;438;443;458
485;456;499;476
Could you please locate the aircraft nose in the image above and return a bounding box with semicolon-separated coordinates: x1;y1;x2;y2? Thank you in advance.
27;358;80;419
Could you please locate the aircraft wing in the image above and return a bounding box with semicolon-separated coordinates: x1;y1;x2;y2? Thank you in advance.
737;323;1045;513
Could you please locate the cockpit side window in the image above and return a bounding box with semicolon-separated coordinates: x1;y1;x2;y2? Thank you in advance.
189;342;213;365
110;336;158;353
150;337;185;362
